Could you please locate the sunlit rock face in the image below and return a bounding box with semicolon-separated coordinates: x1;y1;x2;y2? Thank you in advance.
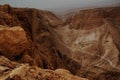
55;23;119;69
52;7;120;79
0;26;28;58
0;56;88;80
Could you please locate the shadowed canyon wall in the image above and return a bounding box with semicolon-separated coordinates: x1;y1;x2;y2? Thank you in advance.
0;4;120;80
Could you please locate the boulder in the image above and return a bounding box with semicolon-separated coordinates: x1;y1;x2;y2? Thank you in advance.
0;25;28;58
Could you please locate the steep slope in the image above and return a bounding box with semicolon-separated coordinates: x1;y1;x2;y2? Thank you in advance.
52;6;120;80
0;4;81;75
0;25;87;80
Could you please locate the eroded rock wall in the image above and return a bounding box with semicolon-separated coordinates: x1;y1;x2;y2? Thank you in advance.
52;6;120;80
0;4;81;74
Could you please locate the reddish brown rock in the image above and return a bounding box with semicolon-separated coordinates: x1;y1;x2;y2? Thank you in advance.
0;4;80;74
66;7;120;30
0;26;28;58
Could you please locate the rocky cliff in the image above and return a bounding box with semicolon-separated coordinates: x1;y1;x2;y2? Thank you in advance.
0;4;83;80
0;4;120;80
53;6;120;80
0;4;81;72
0;25;87;80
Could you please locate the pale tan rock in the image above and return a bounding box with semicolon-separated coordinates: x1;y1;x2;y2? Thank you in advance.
51;7;120;80
0;56;88;80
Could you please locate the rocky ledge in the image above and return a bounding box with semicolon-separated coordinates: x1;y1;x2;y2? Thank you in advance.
0;56;87;80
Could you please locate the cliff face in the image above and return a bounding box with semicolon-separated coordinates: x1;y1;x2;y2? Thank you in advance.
0;4;120;80
0;4;81;75
66;7;120;29
53;6;120;80
0;4;62;68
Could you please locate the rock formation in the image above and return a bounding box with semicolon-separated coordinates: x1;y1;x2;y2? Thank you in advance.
0;4;80;71
0;4;83;80
0;4;120;80
0;56;87;80
0;25;28;59
53;7;120;80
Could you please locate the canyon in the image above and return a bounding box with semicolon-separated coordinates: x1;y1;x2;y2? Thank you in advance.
0;4;120;80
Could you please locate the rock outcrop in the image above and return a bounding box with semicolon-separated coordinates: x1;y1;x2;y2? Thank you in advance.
0;4;62;68
0;4;81;75
0;25;28;59
0;56;87;80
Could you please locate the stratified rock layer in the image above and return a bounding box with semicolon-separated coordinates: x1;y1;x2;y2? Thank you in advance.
53;7;120;80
